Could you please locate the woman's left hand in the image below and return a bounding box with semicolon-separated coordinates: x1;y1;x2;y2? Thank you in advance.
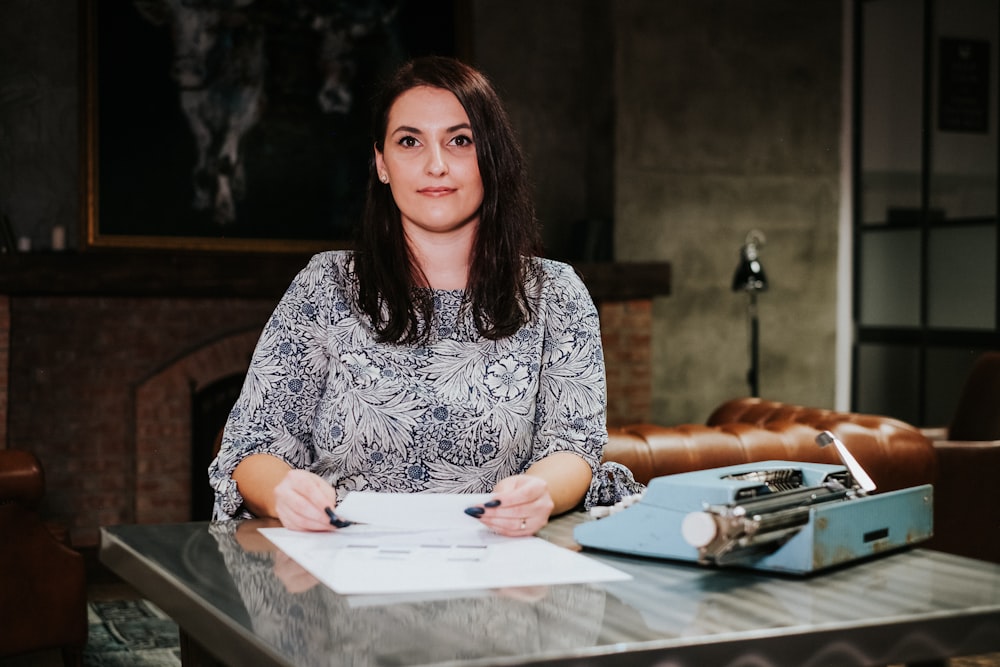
475;474;555;537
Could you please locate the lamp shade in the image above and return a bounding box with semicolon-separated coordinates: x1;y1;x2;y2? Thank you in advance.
731;232;768;293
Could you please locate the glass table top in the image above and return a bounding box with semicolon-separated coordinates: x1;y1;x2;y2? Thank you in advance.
100;513;1000;667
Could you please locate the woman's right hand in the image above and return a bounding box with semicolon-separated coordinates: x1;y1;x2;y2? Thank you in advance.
273;469;341;532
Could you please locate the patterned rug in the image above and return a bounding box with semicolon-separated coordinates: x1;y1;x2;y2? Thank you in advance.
84;599;181;667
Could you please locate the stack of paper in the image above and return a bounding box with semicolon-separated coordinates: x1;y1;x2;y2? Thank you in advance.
259;492;631;596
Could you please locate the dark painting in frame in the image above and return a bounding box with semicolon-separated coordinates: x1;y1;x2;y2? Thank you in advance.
82;0;461;252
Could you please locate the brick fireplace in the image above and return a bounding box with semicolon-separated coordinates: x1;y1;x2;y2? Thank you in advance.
1;252;669;547
134;329;260;524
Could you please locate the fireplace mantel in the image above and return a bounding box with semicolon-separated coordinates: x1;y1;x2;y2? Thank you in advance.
0;252;671;300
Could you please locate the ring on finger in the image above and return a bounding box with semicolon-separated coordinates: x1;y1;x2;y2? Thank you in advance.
519;517;527;530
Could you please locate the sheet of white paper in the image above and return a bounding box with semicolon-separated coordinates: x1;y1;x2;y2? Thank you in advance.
259;526;631;596
334;491;493;530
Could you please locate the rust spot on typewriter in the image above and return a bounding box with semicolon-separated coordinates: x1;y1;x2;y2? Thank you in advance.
816;544;864;569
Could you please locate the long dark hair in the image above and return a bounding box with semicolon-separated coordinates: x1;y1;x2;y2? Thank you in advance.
353;56;542;344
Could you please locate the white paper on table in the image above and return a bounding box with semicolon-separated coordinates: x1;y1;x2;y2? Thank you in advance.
334;491;493;530
258;524;632;596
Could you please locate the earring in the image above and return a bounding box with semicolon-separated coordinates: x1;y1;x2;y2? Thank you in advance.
379;173;389;184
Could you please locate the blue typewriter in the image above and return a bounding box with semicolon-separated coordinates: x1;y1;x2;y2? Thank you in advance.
574;431;934;574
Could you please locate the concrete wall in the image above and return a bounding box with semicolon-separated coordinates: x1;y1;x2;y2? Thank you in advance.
614;0;843;422
472;0;615;261
0;0;78;252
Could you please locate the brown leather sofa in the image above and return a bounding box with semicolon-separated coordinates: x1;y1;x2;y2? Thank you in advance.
602;397;999;564
0;449;87;666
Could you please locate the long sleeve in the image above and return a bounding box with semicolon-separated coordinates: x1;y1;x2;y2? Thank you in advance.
530;261;646;509
529;261;607;471
208;253;338;519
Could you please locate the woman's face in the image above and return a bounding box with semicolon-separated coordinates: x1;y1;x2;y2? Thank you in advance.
375;86;484;239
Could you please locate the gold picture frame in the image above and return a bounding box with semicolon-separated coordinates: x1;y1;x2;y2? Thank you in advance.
81;0;459;252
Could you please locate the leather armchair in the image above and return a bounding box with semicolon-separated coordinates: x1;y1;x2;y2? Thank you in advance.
0;449;87;666
601;397;998;564
918;352;1000;564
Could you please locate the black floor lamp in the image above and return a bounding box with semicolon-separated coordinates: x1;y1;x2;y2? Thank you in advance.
731;230;769;397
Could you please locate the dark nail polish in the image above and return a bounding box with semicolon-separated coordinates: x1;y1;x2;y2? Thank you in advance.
325;507;353;528
464;506;485;517
484;499;501;508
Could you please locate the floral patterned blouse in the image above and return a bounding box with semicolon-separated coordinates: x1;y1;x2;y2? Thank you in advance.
209;251;638;520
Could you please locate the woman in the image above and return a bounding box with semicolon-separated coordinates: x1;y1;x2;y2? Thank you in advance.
209;56;635;535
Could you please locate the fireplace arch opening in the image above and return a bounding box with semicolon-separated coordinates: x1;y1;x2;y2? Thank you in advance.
191;373;244;520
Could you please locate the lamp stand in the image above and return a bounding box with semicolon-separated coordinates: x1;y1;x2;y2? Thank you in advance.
745;291;760;397
731;229;768;398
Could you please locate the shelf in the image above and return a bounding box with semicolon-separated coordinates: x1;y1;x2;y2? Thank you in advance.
0;251;671;302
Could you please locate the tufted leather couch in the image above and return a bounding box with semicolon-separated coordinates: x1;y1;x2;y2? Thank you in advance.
0;449;87;666
601;397;998;564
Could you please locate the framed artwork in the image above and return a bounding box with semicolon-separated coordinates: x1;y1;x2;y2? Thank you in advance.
82;0;460;251
938;38;990;134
